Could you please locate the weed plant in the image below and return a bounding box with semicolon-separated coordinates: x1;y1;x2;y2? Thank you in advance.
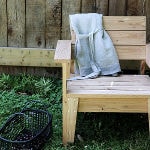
0;73;149;150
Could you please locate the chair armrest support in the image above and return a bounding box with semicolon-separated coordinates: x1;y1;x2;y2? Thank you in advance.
54;40;72;63
146;43;150;68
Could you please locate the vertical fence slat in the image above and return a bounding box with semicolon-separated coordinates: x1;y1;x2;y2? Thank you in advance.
7;0;25;47
26;0;46;75
127;0;144;16
146;0;150;43
26;0;45;48
0;0;7;46
81;0;96;13
61;0;81;40
109;0;127;16
96;0;109;15
46;0;61;49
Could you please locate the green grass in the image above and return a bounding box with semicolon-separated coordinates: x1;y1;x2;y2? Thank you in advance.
0;73;150;150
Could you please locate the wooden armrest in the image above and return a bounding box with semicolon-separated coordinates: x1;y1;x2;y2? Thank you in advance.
54;40;72;63
146;43;150;68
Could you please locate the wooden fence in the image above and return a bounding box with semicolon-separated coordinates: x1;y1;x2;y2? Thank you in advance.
0;0;149;75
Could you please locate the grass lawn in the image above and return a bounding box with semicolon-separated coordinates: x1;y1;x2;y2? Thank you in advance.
0;73;150;150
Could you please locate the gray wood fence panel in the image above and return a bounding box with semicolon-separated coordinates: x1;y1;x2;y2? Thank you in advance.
0;0;149;75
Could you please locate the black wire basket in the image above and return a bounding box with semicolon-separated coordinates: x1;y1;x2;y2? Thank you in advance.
0;101;52;150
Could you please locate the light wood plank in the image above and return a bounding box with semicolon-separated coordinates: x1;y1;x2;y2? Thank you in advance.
116;46;146;60
108;31;146;46
103;16;146;31
0;47;60;67
0;0;7;46
67;90;150;98
54;40;72;62
78;98;147;113
66;97;78;143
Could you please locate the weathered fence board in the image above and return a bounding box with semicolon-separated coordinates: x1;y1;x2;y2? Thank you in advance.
26;0;45;48
46;0;61;49
7;0;25;47
0;0;7;46
109;0;127;15
0;0;149;75
62;0;81;40
81;0;96;13
96;0;109;15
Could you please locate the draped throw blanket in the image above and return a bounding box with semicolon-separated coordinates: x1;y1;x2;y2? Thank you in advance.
69;13;121;79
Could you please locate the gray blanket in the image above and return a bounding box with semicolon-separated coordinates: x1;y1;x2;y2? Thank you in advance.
69;13;121;79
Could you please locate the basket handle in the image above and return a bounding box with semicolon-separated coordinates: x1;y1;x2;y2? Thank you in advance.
22;100;48;111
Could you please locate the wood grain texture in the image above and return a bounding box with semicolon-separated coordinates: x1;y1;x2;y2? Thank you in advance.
109;0;127;16
81;0;96;13
0;0;7;46
7;0;25;47
108;31;146;46
54;40;72;62
127;0;145;16
103;16;146;31
26;0;45;48
61;0;81;40
146;0;150;43
146;43;150;68
0;47;60;67
96;0;108;15
78;98;147;112
46;0;61;49
67;75;150;97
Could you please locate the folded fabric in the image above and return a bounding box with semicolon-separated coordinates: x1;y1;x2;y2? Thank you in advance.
69;13;121;79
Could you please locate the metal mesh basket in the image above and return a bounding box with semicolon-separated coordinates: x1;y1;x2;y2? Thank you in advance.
0;101;52;150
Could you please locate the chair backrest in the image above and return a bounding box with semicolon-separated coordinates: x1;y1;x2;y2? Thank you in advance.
71;16;146;61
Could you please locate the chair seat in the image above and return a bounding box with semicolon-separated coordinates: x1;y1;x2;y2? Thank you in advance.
67;75;150;98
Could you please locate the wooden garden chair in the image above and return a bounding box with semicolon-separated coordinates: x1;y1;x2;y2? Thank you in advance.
54;16;150;145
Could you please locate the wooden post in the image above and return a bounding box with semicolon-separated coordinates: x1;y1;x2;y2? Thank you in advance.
64;97;78;144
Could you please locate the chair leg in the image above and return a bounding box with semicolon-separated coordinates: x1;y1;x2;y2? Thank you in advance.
63;97;78;145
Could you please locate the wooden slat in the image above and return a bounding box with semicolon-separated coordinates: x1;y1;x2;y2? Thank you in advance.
26;0;45;48
146;0;150;43
7;0;25;47
103;16;146;31
54;40;72;62
66;97;78;143
78;98;147;113
127;0;144;16
0;0;7;46
96;0;109;15
116;46;146;60
0;47;60;67
109;0;126;16
81;0;96;13
67;75;150;98
46;0;61;49
146;44;150;68
61;0;81;40
108;31;146;45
